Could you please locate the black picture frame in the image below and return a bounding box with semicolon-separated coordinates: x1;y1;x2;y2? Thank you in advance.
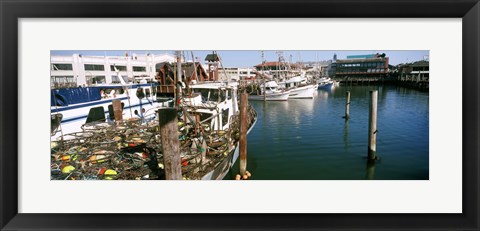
1;0;479;230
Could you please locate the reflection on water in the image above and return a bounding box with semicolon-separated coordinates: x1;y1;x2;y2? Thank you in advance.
227;85;429;180
366;161;376;180
343;120;349;150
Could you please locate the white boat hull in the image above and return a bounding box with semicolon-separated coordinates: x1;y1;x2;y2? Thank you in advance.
201;111;257;180
248;92;289;101
287;85;316;99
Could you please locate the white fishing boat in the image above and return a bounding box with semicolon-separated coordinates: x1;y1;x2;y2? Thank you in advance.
280;76;316;99
248;80;290;101
180;81;257;180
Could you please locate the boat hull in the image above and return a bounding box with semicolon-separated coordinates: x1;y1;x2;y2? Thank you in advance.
318;82;333;90
201;107;257;180
248;92;289;101
287;85;316;99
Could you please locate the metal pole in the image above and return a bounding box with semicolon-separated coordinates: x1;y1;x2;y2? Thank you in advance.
176;51;182;109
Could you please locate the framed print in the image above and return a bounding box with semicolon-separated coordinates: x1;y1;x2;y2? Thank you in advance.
1;0;479;230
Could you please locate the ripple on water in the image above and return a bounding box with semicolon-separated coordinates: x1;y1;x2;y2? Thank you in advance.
240;86;429;180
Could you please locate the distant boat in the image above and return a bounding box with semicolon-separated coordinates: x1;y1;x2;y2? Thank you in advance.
248;80;290;101
318;77;334;90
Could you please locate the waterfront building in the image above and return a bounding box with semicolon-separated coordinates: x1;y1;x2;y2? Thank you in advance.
397;60;429;82
327;53;337;77
254;61;302;78
334;53;389;80
218;67;257;81
50;53;175;88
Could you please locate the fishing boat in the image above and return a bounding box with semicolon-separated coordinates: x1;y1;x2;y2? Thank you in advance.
280;76;316;99
247;80;290;101
51;75;170;140
180;81;257;180
318;77;334;90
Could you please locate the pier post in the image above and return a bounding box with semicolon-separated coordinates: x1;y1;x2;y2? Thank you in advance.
239;92;248;176
366;161;375;180
158;108;182;180
112;99;123;122
344;91;350;120
263;77;266;102
368;90;378;161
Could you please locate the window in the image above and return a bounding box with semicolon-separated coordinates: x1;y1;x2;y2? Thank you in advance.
133;66;146;72
222;109;229;127
51;76;75;84
87;76;106;84
51;63;73;71
110;65;127;71
145;88;151;97
84;64;105;71
152;86;157;96
111;76;121;83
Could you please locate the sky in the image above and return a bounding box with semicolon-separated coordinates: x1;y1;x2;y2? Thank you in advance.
51;50;429;67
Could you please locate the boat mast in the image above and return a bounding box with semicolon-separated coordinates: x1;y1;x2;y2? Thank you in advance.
176;50;182;109
261;51;266;102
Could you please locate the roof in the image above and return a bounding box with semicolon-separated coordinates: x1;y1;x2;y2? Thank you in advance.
255;61;282;67
411;60;429;67
347;54;376;59
205;54;220;61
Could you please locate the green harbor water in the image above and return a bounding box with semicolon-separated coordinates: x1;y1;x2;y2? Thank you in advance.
226;85;429;180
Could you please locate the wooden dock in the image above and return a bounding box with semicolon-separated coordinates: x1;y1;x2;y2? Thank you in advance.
337;77;429;91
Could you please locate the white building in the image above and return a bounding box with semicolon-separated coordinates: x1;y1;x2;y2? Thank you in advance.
217;67;257;81
50;53;176;88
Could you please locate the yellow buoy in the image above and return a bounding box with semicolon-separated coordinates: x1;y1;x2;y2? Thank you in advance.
62;165;75;174
235;174;241;180
104;169;117;180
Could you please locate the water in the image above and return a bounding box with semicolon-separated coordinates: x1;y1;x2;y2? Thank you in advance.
226;85;429;180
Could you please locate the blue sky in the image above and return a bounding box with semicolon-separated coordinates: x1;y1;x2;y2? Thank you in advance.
51;50;429;67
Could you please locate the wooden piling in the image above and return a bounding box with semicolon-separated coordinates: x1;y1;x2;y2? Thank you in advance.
366;161;375;180
158;108;182;180
263;77;266;102
344;91;350;120
112;99;123;123
368;90;378;160
239;93;248;176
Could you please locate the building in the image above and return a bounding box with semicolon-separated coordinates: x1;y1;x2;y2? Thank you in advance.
254;61;302;78
218;67;257;81
334;53;389;80
50;53;175;88
154;61;209;97
397;60;429;81
304;60;331;77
